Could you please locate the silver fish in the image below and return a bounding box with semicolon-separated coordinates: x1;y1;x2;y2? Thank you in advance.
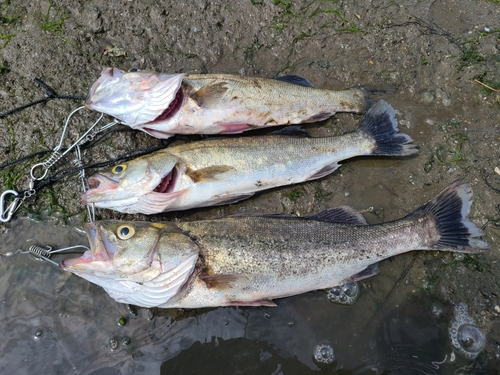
63;181;488;309
82;100;417;214
86;67;382;138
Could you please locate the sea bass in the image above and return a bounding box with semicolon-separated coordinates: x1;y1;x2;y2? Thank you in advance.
82;100;417;214
86;67;381;138
63;181;488;309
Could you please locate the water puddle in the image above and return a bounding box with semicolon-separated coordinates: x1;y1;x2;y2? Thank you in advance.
0;216;488;374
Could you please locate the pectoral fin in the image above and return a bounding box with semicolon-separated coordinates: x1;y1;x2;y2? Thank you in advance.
187;165;235;182
191;82;228;107
201;273;250;289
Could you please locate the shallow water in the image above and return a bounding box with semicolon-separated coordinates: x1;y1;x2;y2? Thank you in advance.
0;216;490;374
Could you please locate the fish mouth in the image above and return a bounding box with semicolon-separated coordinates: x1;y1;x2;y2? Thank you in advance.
60;222;114;269
145;88;184;125
81;174;120;204
153;165;179;194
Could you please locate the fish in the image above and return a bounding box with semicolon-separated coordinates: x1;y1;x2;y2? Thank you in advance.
62;180;489;309
85;67;384;138
81;100;418;214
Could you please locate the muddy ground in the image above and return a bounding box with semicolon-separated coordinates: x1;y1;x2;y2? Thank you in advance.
0;0;499;374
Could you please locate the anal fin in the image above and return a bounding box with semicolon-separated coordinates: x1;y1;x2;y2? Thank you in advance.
216;122;252;134
227;300;277;307
269;126;311;137
306;162;340;181
348;263;380;282
212;192;255;206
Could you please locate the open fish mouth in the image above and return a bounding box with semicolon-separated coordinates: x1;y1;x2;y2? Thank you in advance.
81;175;120;204
60;223;114;269
153;165;179;194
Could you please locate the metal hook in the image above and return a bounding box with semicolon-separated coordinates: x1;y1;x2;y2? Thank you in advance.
75;144;95;222
28;244;89;266
30;108;105;180
0;190;21;223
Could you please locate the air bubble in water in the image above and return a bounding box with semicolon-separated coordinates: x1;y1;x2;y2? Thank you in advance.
449;303;486;359
431;303;443;318
327;281;359;305
32;327;44;340
109;337;120;351
313;343;335;364
457;324;486;354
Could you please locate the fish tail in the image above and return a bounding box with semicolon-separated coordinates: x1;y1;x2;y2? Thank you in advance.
415;180;489;252
356;100;419;157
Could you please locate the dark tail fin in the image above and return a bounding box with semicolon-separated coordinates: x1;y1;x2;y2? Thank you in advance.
416;180;489;252
356;100;419;157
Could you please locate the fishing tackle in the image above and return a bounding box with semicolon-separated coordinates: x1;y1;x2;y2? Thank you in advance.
0;106;117;222
28;244;90;266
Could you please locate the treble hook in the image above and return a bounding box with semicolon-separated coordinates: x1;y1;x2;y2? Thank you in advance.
0;190;21;223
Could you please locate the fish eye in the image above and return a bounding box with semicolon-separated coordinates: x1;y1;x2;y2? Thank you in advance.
128;68;138;72
112;164;127;174
117;225;135;240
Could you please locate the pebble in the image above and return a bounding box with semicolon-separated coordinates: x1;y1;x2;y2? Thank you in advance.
422;91;434;103
494;305;500;313
495;167;500;176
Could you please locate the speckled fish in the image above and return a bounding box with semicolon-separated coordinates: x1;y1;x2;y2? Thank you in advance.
85;67;381;138
62;181;488;308
81;100;417;214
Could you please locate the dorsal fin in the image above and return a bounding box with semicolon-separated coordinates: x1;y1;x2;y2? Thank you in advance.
269;126;311;137
273;75;314;88
304;206;368;225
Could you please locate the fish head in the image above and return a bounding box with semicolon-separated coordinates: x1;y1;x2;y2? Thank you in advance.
86;67;184;128
82;153;183;213
61;220;200;307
